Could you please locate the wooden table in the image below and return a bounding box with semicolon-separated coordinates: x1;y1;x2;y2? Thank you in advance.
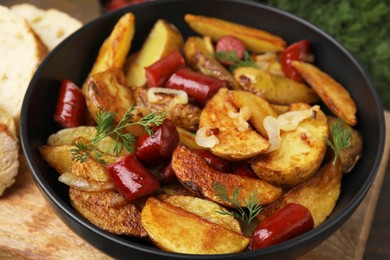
1;1;389;259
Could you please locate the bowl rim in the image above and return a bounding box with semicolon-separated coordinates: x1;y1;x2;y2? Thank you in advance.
20;0;386;258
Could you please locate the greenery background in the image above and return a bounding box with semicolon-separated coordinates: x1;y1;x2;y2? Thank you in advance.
254;0;390;110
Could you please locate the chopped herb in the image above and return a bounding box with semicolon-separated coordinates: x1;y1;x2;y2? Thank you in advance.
70;105;167;164
212;182;263;229
215;50;258;71
324;119;352;164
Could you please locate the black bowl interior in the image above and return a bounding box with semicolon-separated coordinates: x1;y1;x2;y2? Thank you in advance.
20;0;385;259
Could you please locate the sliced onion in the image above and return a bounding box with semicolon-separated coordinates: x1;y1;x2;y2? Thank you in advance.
59;172;115;191
263;116;281;153
278;105;320;131
195;127;220;148
147;87;188;105
228;106;251;132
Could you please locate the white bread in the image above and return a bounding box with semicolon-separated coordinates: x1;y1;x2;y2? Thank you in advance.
11;3;82;51
0;109;19;196
0;5;48;127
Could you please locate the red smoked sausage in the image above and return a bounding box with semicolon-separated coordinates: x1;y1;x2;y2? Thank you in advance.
250;203;314;250
53;79;86;128
215;35;246;66
107;154;160;201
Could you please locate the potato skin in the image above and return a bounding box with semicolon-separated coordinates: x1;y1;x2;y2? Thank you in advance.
172;145;282;207
70;188;147;237
251;103;329;188
257;160;342;227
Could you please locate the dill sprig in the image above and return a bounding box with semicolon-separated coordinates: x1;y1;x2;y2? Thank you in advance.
212;182;263;229
215;50;258;71
70;105;167;164
324;119;352;164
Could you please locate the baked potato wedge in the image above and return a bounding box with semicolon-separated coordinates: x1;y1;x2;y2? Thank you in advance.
292;61;357;125
134;87;201;132
126;19;184;88
141;197;250;254
327;117;363;173
184;14;286;53
172;145;282;207
199;88;269;160
258;161;342;227
40;144;74;174
230;90;278;138
177;127;203;149
82;13;135;92
85;68;145;137
70;188;146;237
233;67;319;105
251;103;329;188
158;195;243;234
184;36;240;89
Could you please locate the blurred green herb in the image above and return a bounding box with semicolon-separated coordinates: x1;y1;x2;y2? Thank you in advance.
324;119;352;164
254;0;390;108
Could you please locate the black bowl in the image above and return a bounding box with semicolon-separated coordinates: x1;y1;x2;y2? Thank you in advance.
20;0;385;259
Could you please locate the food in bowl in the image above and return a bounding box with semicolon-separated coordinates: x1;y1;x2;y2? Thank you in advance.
38;10;365;255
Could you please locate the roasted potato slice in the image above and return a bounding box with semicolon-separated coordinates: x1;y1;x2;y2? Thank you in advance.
184;36;240;89
126;19;184;88
233;67;319;105
85;68;145;137
70;188;146;237
40;144;74;174
177;127;203;149
141;197;250;254
184;14;286;53
159;195;243;234
134;87;201;132
258;161;342;227
251;103;329;188
47;126;130;157
82;13;135;92
172;145;282;207
327;117;363;173
230;90;278;138
160;182;195;197
199;88;269;160
292;61;357;125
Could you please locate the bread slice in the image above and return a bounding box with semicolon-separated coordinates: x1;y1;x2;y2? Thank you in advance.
11;4;82;51
0;5;48;126
0;108;19;196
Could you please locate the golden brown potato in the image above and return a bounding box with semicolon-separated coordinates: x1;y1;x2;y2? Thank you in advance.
184;14;286;53
177;127;203;149
292;61;357;126
141;197;250;254
233;67;319;105
229;90;278;138
199;88;269;160
133;87;201;132
40;144;74;174
158;195;243;234
327;117;363;173
70;188;146;237
184;36;240;89
258;161;342;227
82;13;135;92
85;68;145;137
251;103;329;188
159;182;195;197
126;19;184;88
172;145;282;207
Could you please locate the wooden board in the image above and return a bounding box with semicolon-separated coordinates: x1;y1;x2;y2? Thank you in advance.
0;111;388;259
